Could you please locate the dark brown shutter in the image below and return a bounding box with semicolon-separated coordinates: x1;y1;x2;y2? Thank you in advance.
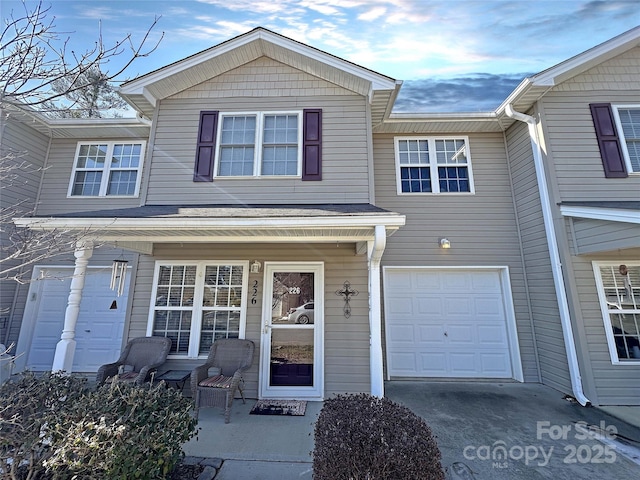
589;103;628;178
302;109;322;181
193;111;219;182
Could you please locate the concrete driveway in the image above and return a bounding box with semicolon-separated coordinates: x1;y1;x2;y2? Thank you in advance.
385;381;640;479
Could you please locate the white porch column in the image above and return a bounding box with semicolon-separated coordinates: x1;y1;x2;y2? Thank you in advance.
368;225;386;398
52;241;93;373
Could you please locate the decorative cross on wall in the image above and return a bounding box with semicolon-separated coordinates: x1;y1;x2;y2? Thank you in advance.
335;281;359;318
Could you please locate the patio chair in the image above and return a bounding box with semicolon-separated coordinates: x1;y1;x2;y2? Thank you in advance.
191;338;255;423
96;336;172;386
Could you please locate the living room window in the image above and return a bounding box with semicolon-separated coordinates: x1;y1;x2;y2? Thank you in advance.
394;137;474;194
148;262;248;357
217;112;301;177
612;106;640;173
593;262;640;363
68;142;145;197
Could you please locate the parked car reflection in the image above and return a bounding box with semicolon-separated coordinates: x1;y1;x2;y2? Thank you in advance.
288;302;314;324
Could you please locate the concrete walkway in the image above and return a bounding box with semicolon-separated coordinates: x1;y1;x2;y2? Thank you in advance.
183;382;640;479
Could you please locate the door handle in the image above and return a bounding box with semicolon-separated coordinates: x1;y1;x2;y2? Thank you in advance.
263;324;271;334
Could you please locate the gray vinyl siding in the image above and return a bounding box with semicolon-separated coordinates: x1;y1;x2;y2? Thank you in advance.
373;131;539;382
35;136;149;216
570;218;640;255
144;58;371;206
535;47;640;404
127;243;371;399
505;120;572;393
538;47;640;203
567;250;640;405
0;115;49;349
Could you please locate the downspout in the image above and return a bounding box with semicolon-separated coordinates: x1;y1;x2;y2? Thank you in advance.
505;104;590;406
368;225;386;397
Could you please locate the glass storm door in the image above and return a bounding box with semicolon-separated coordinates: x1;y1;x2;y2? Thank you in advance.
260;262;323;399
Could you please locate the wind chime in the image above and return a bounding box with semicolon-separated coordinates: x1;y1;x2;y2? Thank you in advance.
109;259;128;309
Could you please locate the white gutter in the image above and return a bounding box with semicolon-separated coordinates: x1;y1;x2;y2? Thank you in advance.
368;225;386;397
506;104;590;406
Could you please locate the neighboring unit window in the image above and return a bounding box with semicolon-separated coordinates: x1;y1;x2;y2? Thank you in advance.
594;263;640;363
395;137;473;194
149;262;247;357
217;112;301;177
613;106;640;173
69;142;145;197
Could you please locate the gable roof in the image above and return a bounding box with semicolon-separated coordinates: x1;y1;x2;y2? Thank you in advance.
119;27;401;123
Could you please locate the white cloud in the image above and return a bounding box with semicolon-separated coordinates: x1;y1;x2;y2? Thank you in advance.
358;7;387;21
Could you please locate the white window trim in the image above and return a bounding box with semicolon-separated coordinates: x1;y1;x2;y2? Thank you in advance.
67;141;146;198
146;260;249;359
393;136;475;195
611;104;640;175
214;111;303;179
592;261;640;365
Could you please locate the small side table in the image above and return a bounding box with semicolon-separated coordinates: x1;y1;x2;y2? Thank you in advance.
155;370;191;393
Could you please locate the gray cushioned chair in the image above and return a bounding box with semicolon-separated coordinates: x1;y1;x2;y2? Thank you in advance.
96;336;172;386
191;339;255;423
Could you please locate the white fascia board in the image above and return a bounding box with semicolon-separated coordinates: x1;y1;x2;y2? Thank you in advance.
120;29;397;97
14;214;406;230
531;26;640;86
560;205;640;225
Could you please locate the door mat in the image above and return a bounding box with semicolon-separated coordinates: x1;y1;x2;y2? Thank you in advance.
250;400;307;416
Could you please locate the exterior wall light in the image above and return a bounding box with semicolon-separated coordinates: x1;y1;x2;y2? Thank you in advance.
250;260;262;274
439;238;451;249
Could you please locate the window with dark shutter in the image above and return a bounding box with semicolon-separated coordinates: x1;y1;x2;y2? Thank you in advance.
589;103;628;178
302;109;322;181
194;111;219;182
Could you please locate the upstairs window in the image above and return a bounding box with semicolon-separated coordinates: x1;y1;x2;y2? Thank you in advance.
593;262;640;364
194;110;321;182
68;142;145;197
218;112;301;177
613;106;640;173
394;137;474;194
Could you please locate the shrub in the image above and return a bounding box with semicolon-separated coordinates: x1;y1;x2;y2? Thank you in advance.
0;373;198;480
313;393;445;480
0;371;89;480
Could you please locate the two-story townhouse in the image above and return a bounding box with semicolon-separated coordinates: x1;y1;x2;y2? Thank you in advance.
6;26;640;406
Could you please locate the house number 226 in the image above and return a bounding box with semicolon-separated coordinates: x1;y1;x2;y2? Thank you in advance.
251;280;258;304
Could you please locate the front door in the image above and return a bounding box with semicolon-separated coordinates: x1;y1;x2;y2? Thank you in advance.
260;262;323;399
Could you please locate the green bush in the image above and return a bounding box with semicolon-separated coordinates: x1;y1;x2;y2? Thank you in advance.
0;373;197;480
313;393;445;480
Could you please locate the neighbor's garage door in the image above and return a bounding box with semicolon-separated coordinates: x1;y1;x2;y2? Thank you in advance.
25;268;130;372
384;269;513;378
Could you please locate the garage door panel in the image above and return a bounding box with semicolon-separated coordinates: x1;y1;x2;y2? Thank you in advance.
385;269;514;379
420;353;448;376
418;325;445;344
387;295;414;315
389;324;416;342
386;271;413;289
480;353;512;375
446;325;474;343
390;352;419;373
477;325;508;344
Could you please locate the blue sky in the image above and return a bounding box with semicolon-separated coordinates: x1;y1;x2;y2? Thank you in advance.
4;0;640;112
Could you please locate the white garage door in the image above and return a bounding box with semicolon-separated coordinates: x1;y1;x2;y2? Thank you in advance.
24;268;130;373
385;269;514;378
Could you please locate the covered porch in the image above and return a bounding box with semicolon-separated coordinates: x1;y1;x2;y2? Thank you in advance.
14;204;405;399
